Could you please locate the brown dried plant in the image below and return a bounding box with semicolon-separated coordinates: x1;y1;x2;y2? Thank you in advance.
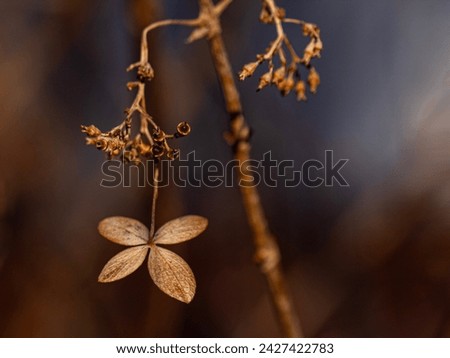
98;215;207;303
82;0;321;337
80;2;208;303
239;1;322;101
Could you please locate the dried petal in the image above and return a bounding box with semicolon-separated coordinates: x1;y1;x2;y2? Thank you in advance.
153;215;208;245
98;245;149;282
148;246;196;303
98;217;149;246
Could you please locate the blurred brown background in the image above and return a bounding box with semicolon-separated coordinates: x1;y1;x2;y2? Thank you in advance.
0;0;449;337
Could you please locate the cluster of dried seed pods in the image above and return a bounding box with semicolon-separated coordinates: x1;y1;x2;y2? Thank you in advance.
238;2;322;102
81;120;191;163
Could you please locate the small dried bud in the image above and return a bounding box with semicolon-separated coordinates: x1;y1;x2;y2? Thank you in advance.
303;23;318;37
81;125;101;137
295;81;307;101
123;148;139;163
111;148;121;157
308;67;320;94
276;7;286;20
176;122;191;137
303;40;315;65
279;75;295;96
85;137;96;146
137;63;154;82
152;129;165;143
110;128;121;137
167;148;180;160
257;71;272;91
138;143;152;156
103;137;123;157
126;81;139;91
95;138;108;150
151;144;165;158
272;67;286;85
239;61;261;81
313;38;323;57
259;5;272;24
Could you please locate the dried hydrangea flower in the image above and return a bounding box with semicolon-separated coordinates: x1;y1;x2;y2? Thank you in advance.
98;215;208;303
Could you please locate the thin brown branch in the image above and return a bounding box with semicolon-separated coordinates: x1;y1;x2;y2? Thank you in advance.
198;0;302;337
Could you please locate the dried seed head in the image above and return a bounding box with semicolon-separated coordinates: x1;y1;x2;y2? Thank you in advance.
303;40;316;65
151;144;165;158
81;125;101;137
167;148;180;160
295;80;307;101
239;61;261;81
272;66;286;85
85;137;96;146
110;127;122;138
257;71;272;91
308;67;320;93
303;23;318;37
137;63;154;82
176;122;191;137
259;5;272;24
313;38;323;57
111;148;121;157
279;75;295;96
126;81;139;91
276;7;286;20
95;138;108;150
152;128;165;143
138;142;152;156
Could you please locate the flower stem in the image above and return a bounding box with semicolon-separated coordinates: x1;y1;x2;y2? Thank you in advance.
149;164;159;238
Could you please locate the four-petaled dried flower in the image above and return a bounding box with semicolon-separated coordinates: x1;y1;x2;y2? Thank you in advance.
98;215;208;303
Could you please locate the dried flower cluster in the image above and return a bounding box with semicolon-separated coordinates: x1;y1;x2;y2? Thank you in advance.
98;215;208;303
81;120;191;164
81;21;207;304
82;65;192;164
238;0;322;101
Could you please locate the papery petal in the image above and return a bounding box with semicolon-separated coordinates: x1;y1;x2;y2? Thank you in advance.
98;217;149;245
153;215;208;245
98;246;148;282
148;246;195;303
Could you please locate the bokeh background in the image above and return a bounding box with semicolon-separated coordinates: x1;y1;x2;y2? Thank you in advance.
0;0;449;337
